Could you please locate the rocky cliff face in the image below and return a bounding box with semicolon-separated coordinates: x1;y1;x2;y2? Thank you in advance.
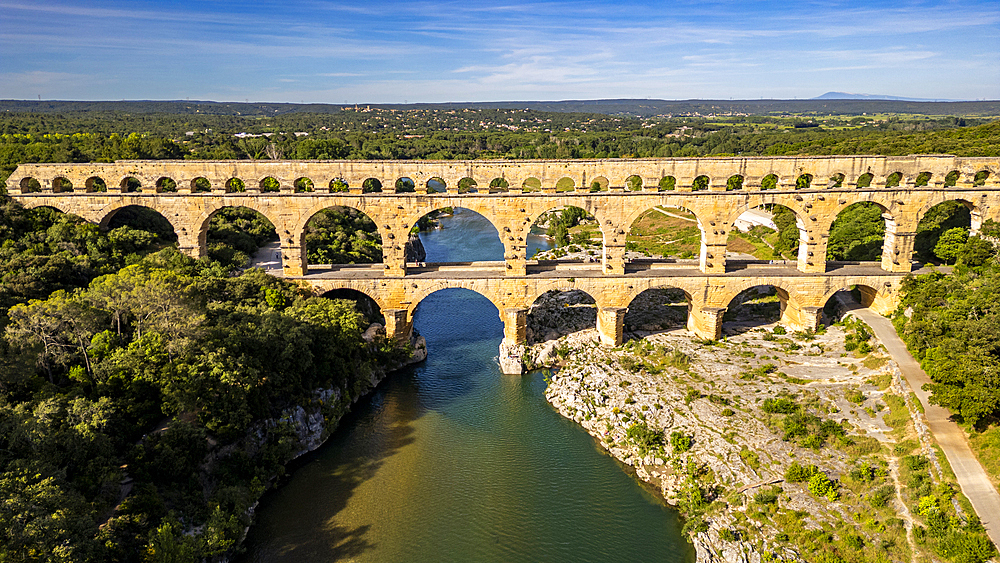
405;233;426;262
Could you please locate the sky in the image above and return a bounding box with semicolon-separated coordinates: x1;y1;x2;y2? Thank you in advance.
1;0;998;103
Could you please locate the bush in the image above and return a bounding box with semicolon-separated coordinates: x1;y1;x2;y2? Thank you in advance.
784;462;818;482
808;471;839;500
626;422;664;455
761;397;798;414
869;484;895;508
671;431;693;453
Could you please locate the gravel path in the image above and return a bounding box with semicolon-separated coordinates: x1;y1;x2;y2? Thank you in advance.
842;297;1000;549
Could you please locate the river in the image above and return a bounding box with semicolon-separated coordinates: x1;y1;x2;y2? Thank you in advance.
240;208;692;562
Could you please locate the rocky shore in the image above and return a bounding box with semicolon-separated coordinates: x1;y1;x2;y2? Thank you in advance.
528;299;975;562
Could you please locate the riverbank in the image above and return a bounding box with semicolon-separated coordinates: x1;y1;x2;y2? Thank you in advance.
531;309;991;562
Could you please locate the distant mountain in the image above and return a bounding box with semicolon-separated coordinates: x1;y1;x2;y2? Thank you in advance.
814;92;961;102
2;98;997;117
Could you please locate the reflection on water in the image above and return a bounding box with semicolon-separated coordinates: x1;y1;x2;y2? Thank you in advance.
239;213;691;563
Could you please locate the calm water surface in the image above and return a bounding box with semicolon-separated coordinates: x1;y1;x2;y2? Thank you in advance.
240;208;692;562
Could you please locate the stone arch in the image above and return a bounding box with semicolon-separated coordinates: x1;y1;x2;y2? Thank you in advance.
302;205;384;267
52;176;73;193
625;203;704;260
194;202;284;255
818;281;896;315
692;175;709;191
658;176;676;191
259;176;280;193
589;176;609;192
85;176;108;192
626;175;643;191
329;178;349;192
526;287;598;344
191;177;211;193
555;177;575;192
826;201;889;262
226;178;246;193
914;171;933;187
795;173;813;190
314;282;391;313
407;205;504;262
120;176;141;193
395;177;416;192
294;177;315;192
884;171;903;188
320;287;385;324
528;202;604;256
760;174;778;190
155;177;177;193
457;177;478;193
99;204;179;242
726;175;744;191
943;170;960;187
521;177;541;192
19;177;42;193
974;170;991;187
623;286;693;334
405;284;504;320
717;281;811;335
828;173;845;189
856;172;874;188
724;200;810;252
426;177;447;193
488;177;509;193
362;178;382;193
914;198;977;262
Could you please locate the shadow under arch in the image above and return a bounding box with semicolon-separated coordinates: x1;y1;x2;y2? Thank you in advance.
303;206;384;267
100;204;178;242
526;288;597;344
407;206;504;263
719;282;804;337
624;287;692;336
320;287;385;325
527;204;602;259
820;282;897;320
625;204;703;260
197;205;278;267
195;203;283;250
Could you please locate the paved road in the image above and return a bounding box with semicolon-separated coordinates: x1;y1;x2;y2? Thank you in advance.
250;240;282;273
843;298;1000;548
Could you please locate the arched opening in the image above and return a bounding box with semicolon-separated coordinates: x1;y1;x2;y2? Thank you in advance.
821;284;894;324
885;172;903;188
974;170;991;187
589;176;609;192
692;175;709;191
103;205;178;244
658;176;676;191
626;175;643;191
191;177;211;193
555;177;575;192
760;174;778;190
522;177;541;192
413;207;502;262
726;204;803;261
260;177;280;193
628;206;702;260
156;177;177;193
915;171;932;187
362;178;382;193
527;289;597;344
120;177;141;193
53;177;73;193
320;288;383;326
828;173;845;188
490;177;510;193
295;177;315;193
795;173;813;190
426;177;447;193
726;175;743;191
19;177;41;193
458;177;478;193
624;288;691;335
915;200;973;264
305;206;383;267
86;176;108;192
827;203;887;261
531;206;599;260
395;177;415;193
944;170;960;187
226;178;246;193
411;288;502;363
856;173;874;188
329;178;348;192
206;207;278;269
722;285;792;336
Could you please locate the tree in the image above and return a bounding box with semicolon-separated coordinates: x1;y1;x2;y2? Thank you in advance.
6;290;101;381
934;227;969;264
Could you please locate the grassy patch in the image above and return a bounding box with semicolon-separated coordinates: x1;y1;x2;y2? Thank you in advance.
967;424;1000;488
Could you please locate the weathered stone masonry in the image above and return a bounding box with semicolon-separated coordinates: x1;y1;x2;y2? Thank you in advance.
8;156;998;372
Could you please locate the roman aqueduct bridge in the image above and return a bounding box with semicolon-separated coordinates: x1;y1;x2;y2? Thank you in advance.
8;156;998;372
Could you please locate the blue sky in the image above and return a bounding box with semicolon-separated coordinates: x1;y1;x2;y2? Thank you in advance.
1;0;998;103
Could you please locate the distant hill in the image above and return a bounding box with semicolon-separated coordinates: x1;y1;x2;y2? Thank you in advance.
2;98;998;117
814;92;961;102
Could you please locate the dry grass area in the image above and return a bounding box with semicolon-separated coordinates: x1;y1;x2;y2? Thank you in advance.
626;207;702;258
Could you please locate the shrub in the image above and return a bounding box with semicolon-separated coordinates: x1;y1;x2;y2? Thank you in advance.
808;471;839;500
869;485;895;508
843;534;864;549
904;454;929;472
671;431;693;453
719;528;739;541
784;462;818;482
626;422;664;455
761;397;798;414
